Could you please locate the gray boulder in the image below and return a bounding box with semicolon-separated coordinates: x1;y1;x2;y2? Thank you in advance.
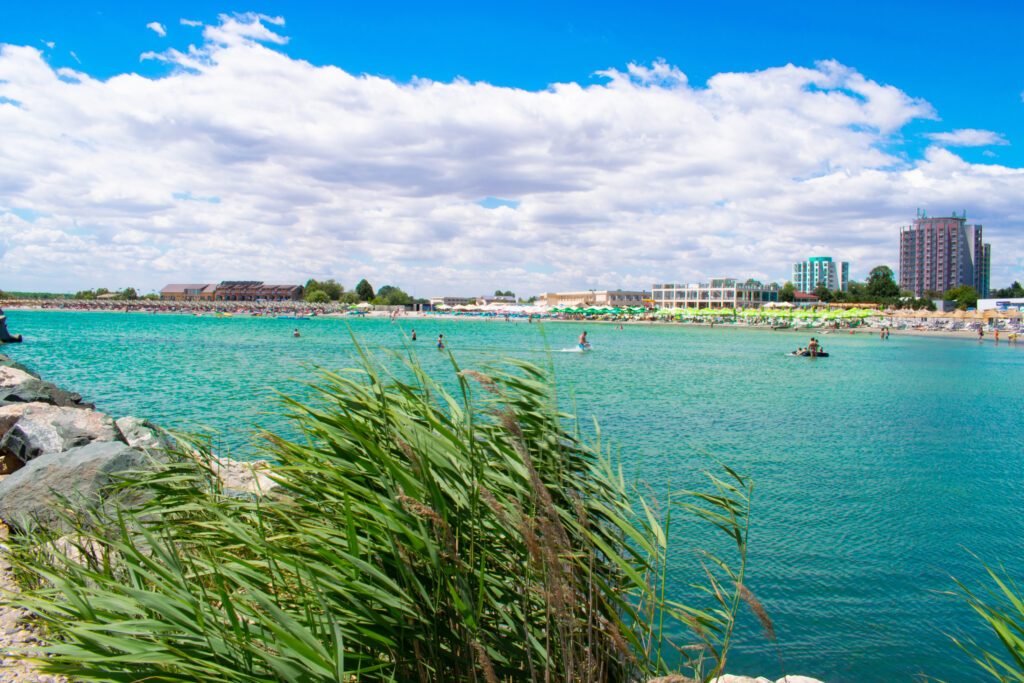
0;441;152;532
0;404;122;467
212;457;279;497
0;366;35;388
0;378;90;408
0;364;88;408
0;404;34;473
115;416;173;454
0;353;37;376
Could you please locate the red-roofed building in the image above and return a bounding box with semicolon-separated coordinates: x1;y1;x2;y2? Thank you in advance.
160;284;217;301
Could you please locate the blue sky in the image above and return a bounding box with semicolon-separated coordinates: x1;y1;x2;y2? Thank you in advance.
4;1;1020;164
2;1;1024;294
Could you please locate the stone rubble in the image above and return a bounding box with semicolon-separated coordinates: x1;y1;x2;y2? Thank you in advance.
0;521;65;683
0;353;275;680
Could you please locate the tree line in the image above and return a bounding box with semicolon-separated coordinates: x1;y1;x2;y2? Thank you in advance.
775;265;1018;311
72;288;158;301
303;278;420;306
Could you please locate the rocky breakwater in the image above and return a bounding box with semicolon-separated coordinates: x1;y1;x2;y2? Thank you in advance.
0;309;22;344
0;353;276;680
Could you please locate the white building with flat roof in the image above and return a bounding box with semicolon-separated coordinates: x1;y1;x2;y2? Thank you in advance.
651;279;779;309
978;297;1024;312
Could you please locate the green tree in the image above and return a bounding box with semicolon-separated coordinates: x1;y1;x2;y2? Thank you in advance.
305;289;330;304
118;288;139;300
493;289;515;297
306;278;344;301
778;281;796;302
812;282;833;302
74;290;97;300
992;281;1024;298
374;285;413;306
339;291;359;304
944;285;979;310
847;281;866;298
866;266;899;298
355;279;375;302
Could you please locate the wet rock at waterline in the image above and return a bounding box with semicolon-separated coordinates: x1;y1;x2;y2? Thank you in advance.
0;441;154;533
0;403;121;469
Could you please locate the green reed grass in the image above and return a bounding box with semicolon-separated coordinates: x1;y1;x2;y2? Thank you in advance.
948;558;1024;682
5;347;754;682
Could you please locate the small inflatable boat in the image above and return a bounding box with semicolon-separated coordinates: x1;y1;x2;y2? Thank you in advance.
788;351;829;357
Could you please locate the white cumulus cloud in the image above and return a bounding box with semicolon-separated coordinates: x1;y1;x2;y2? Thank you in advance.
927;128;1009;147
146;22;167;38
0;12;1022;296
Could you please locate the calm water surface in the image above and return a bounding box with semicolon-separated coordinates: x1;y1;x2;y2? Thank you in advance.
5;310;1024;682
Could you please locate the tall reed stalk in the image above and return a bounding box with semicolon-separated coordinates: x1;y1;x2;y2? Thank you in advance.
5;348;754;682
948;558;1024;682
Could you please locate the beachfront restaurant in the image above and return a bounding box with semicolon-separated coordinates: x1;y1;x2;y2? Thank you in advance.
212;281;304;302
651;279;780;310
160;283;217;301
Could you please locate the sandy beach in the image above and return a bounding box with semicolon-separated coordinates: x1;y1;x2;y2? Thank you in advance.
5;301;1019;347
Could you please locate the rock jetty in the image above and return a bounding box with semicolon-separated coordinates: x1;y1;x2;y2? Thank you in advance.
0;352;275;680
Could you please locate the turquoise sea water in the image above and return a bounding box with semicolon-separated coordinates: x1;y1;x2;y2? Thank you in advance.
5;310;1024;681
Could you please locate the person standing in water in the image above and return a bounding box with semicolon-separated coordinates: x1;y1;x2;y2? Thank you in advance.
292;328;300;338
578;330;589;350
807;337;819;357
411;329;417;341
437;333;445;349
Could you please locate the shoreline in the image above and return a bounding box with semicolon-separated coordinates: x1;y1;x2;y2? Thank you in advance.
6;305;1017;346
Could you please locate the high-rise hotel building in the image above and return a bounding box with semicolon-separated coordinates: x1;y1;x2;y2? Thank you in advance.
792;256;849;293
898;212;991;297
